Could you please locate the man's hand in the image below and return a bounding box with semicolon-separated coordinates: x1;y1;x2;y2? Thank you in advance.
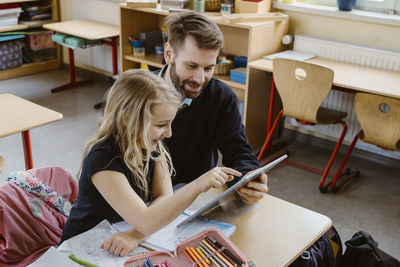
236;173;268;204
100;229;145;256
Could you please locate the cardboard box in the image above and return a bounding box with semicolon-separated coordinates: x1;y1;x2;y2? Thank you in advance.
235;0;270;13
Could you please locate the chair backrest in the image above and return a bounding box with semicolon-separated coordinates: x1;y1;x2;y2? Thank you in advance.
354;93;400;151
273;58;334;123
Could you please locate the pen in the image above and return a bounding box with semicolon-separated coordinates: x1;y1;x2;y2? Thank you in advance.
69;254;100;267
199;245;222;267
146;258;153;267
207;237;243;266
202;239;234;267
200;242;227;267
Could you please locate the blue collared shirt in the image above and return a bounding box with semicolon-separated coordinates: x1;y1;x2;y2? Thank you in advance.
181;98;192;108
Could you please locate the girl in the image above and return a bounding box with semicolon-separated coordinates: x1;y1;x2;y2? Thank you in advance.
60;69;241;256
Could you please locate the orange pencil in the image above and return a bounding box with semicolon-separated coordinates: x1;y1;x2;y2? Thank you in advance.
191;247;210;267
183;248;195;265
202;240;234;267
186;246;204;267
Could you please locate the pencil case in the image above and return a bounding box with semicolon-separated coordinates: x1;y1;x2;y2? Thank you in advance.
124;228;248;267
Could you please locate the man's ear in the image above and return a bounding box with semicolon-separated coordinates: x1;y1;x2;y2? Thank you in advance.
164;42;173;65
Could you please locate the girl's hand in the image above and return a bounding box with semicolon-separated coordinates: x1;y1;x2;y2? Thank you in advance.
100;229;145;256
196;167;241;192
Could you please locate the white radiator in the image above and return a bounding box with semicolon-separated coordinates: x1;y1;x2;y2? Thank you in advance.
284;35;400;159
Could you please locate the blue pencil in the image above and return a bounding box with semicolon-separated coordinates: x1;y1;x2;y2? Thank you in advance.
200;242;227;267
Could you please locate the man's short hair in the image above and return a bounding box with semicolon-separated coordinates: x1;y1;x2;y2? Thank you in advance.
164;11;224;53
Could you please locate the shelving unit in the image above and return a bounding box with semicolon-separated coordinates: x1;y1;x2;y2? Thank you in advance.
120;5;288;145
0;0;61;80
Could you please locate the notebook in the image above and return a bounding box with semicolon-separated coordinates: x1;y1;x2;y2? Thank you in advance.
177;154;288;227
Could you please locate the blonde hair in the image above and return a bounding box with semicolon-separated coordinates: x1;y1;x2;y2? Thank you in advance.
78;69;181;199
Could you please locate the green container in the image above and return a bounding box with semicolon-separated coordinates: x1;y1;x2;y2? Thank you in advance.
194;0;205;13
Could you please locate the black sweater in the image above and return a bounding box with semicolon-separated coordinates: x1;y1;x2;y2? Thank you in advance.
164;77;260;185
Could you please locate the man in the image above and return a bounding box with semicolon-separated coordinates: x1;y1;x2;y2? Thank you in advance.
160;11;268;204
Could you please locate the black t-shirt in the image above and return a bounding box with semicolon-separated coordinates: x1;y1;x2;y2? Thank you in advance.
60;137;154;243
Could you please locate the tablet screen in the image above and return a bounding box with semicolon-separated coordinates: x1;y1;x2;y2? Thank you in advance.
177;154;288;227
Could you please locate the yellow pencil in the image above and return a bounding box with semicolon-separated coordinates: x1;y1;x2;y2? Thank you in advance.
196;247;211;264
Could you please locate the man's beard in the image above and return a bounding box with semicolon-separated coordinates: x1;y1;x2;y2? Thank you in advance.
170;61;208;99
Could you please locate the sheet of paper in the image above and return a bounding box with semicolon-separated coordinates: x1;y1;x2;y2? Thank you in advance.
263;50;317;61
112;214;236;252
28;246;78;267
57;220;149;267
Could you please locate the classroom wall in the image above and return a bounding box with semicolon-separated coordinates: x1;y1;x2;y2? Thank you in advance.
63;1;400;75
59;0;121;76
277;10;400;52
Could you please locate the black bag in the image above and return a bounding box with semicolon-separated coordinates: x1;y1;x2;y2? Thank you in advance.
340;231;400;267
290;226;342;267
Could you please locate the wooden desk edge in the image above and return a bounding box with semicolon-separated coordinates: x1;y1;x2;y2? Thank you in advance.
0;94;63;138
286;217;333;266
43;20;119;40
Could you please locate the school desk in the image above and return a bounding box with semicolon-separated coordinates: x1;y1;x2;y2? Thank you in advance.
244;56;400;149
206;193;332;267
43;20;119;98
0;94;63;170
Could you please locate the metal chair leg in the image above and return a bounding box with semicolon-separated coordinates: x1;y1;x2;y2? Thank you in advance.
258;110;283;161
330;132;360;192
258;116;359;193
318;121;348;191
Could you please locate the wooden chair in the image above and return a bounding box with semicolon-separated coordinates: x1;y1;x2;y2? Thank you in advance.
354;93;400;151
258;58;359;192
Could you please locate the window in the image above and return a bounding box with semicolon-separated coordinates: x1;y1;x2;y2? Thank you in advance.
357;0;398;13
297;0;400;13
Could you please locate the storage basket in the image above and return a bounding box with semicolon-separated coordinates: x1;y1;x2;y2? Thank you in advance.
26;31;55;51
205;0;222;11
214;59;233;75
0;39;22;70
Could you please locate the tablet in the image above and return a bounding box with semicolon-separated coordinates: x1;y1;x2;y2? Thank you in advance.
177;154;288;227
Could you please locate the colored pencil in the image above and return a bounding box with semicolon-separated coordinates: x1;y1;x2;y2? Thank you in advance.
202;239;234;267
197;247;211;264
69;254;100;267
199;245;222;267
200;242;226;267
191;247;210;267
207;237;243;266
